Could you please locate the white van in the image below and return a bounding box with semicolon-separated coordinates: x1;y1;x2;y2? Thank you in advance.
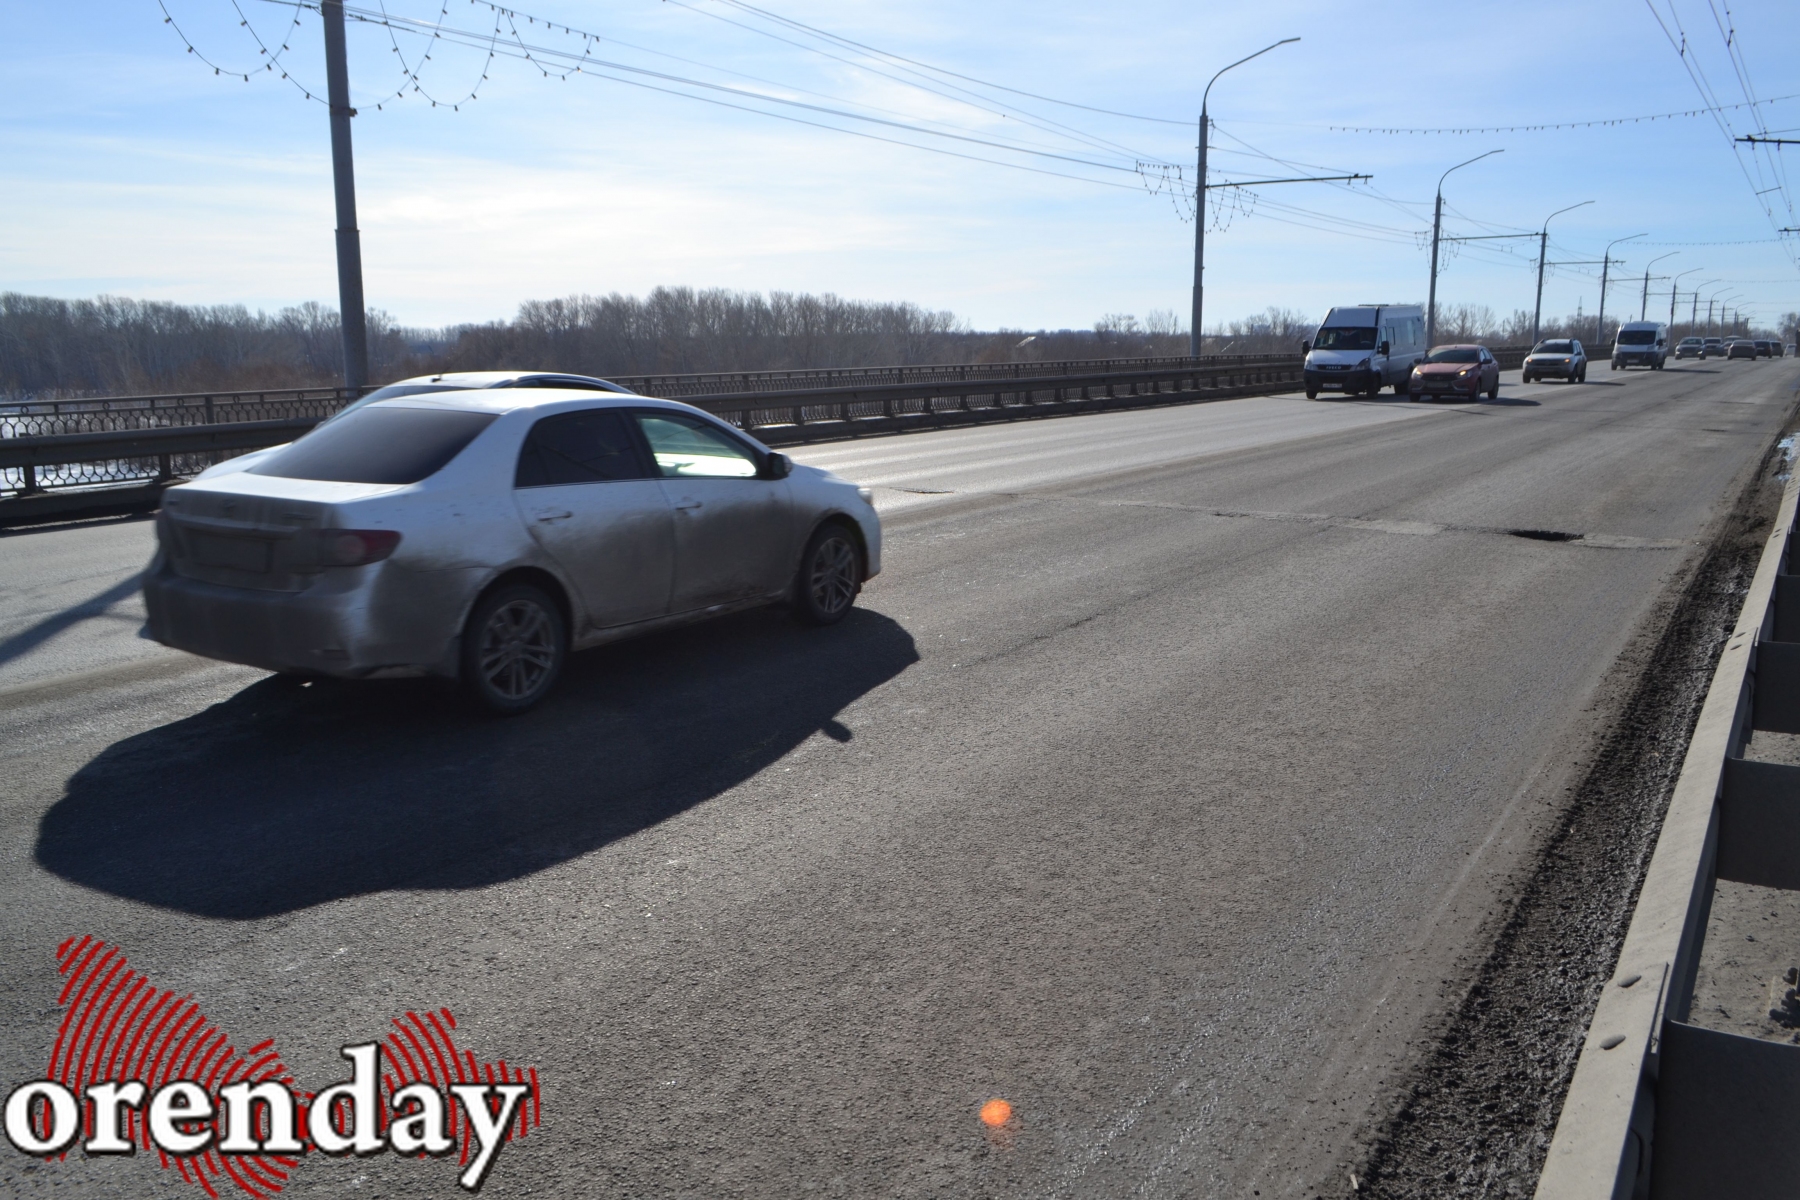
1302;305;1427;398
1611;321;1668;370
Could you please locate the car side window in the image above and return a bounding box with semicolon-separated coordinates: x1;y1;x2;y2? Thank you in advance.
515;408;654;487
635;413;761;479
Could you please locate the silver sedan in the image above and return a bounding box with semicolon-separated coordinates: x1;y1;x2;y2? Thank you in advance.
144;390;881;713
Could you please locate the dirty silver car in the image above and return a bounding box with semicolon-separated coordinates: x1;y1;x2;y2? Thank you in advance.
144;391;881;713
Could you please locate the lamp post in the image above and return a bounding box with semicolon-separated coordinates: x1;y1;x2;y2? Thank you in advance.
1640;251;1677;320
1190;37;1299;357
1689;279;1721;335
1714;293;1741;339
1426;150;1503;350
1595;232;1645;346
1533;200;1594;344
1669;268;1703;329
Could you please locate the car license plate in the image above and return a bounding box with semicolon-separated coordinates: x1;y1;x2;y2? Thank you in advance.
185;531;273;573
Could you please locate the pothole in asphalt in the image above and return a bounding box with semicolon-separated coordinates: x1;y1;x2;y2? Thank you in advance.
1508;529;1584;542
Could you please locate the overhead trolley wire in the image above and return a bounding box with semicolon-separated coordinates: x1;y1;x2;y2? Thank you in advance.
704;0;1191;128
1327;90;1800;135
662;0;1177;164
273;0;1176;177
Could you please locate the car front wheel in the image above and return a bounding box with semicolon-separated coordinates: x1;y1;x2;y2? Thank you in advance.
461;582;567;715
795;523;862;626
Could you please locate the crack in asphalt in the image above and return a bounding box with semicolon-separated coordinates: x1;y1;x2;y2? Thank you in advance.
876;486;1690;550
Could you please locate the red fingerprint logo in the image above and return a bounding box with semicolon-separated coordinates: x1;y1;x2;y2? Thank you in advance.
32;936;542;1197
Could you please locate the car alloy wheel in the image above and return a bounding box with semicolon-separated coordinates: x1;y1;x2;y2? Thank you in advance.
796;524;861;626
462;582;566;714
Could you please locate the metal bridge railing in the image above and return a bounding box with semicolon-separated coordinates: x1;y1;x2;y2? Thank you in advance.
0;357;1302;497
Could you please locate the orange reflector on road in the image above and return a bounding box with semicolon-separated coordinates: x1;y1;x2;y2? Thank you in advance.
980;1098;1012;1127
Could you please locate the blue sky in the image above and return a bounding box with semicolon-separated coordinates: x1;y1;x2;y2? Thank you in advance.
4;0;1799;333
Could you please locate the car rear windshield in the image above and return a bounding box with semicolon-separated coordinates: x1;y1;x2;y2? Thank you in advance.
251;406;497;484
1423;348;1481;364
1534;341;1574;354
1311;327;1378;351
1617;330;1657;345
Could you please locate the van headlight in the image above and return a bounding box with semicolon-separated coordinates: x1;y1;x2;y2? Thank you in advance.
1357;357;1371;370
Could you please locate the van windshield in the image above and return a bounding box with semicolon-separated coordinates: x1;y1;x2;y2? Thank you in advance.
1617;330;1657;345
1312;327;1378;351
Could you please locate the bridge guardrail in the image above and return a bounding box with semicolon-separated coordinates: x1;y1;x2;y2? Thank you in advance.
1535;470;1800;1200
0;359;1304;500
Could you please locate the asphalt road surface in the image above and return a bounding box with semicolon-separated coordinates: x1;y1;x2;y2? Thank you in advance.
2;358;1795;1198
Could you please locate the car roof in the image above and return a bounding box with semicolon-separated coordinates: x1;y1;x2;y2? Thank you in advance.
359;388;711;418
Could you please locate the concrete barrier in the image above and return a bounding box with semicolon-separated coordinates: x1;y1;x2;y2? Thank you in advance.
1535;471;1800;1200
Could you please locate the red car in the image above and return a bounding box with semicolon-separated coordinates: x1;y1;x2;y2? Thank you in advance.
1409;344;1500;401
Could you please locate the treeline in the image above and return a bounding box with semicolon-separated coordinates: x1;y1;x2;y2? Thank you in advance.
0;293;426;399
6;289;1789;400
0;289;1198;400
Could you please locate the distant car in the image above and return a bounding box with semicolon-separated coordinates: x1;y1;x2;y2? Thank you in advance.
147;390;882;714
196;371;635;480
1410;344;1499;401
1522;339;1588;384
1674;337;1704;360
1787;344;1796;358
1727;339;1758;360
1702;337;1725;358
1754;339;1774;358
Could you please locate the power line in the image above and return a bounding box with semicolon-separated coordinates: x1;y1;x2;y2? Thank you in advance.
1327;90;1800;135
661;0;1174;164
705;0;1190;128
275;0;1176;176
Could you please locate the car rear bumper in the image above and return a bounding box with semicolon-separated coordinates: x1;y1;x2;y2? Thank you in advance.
143;556;472;678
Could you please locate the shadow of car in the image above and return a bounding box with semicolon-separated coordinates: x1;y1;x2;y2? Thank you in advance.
36;607;917;919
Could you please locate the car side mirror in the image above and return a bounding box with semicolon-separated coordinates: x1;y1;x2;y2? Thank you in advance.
1378;341;1390;356
1300;340;1310;353
762;451;792;480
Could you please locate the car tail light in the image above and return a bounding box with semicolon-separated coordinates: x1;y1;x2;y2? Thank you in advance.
317;529;402;566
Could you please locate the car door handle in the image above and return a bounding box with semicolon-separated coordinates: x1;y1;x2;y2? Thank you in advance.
532;508;573;523
673;500;704;512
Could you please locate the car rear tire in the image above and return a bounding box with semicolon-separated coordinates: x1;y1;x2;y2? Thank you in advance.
794;522;862;626
1305;389;1318;400
460;582;567;715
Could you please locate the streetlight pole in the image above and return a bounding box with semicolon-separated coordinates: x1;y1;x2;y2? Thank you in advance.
1690;279;1720;334
1426;150;1503;350
1670;268;1702;329
1534;200;1594;344
1714;293;1741;339
1595;232;1645;346
322;0;369;391
1640;251;1677;321
1190;37;1299;358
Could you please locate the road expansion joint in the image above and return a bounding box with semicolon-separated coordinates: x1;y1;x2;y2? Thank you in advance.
1352;412;1800;1199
